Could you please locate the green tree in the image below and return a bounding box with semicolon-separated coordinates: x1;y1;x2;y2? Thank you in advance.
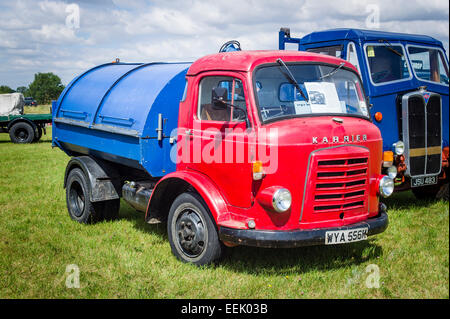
27;72;65;104
16;86;28;95
0;85;15;94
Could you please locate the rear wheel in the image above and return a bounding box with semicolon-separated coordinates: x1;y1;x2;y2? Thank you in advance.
412;183;444;200
66;168;120;223
33;125;42;142
167;192;224;265
9;122;35;143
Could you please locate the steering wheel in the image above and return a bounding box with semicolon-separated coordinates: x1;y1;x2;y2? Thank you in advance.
232;108;247;121
260;105;293;119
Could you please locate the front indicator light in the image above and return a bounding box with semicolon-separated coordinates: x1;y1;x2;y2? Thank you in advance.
272;188;292;213
383;151;394;167
252;161;264;180
374;112;383;122
379;176;394;198
387;165;398;179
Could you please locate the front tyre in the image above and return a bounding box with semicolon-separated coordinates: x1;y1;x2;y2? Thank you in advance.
436;183;449;201
168;192;223;265
412;182;449;201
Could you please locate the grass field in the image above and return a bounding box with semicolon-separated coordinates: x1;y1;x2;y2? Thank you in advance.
0;123;448;298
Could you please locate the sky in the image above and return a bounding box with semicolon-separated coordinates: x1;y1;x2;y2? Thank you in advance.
0;0;448;89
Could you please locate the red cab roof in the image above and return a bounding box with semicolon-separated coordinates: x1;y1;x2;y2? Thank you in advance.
187;50;357;76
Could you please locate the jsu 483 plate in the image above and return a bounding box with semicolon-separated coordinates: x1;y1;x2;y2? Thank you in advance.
411;176;438;188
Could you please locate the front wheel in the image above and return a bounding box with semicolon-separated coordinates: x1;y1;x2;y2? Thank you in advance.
167;192;224;265
412;183;448;201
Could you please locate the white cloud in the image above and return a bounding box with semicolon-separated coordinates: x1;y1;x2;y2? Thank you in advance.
0;0;448;89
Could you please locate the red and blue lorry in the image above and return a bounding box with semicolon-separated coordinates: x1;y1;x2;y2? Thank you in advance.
52;50;391;265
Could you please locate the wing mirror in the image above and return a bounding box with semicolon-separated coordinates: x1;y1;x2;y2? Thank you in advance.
211;87;228;110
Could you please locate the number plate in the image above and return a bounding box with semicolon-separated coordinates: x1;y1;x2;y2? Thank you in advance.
325;227;368;245
411;176;438;188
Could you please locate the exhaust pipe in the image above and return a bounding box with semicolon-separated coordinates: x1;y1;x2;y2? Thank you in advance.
122;182;153;213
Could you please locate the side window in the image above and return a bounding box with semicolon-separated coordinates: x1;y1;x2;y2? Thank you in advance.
198;76;247;122
307;45;343;58
365;44;410;84
407;46;449;85
347;42;361;75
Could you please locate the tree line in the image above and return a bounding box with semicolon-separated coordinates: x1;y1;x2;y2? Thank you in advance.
0;72;65;104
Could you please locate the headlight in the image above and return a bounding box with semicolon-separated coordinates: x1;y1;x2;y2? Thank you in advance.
393;141;405;155
379;176;394;198
272;188;292;213
387;165;397;179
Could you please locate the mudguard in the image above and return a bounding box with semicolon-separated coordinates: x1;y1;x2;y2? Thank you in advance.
64;156;122;202
7;117;37;131
145;170;230;225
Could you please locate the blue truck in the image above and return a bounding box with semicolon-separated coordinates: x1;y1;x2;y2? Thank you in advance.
279;28;449;200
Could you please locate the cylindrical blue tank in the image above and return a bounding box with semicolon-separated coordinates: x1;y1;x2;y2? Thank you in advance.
52;61;191;177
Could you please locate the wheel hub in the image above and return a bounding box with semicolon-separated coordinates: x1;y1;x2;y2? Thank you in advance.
69;181;85;217
176;209;206;257
17;129;28;141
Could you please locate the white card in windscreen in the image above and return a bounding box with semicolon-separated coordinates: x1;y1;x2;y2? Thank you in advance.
294;101;312;114
304;82;341;114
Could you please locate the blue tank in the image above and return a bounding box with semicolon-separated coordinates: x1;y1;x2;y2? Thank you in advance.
52;61;191;177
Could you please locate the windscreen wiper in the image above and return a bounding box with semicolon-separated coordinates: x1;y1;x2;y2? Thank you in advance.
276;58;309;102
380;39;403;57
319;62;345;80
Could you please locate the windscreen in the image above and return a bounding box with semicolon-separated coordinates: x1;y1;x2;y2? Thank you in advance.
254;64;369;122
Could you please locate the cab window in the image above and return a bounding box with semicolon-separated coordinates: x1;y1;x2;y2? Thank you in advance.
306;45;343;58
347;42;361;75
198;76;247;122
407;46;449;85
365;44;410;84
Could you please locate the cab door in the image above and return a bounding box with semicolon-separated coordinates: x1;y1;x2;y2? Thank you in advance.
187;72;254;208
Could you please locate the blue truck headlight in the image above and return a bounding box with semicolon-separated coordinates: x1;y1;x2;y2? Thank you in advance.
387;165;397;179
393;141;405;155
272;188;292;213
379;176;394;198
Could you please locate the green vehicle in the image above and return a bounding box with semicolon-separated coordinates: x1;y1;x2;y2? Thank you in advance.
0;113;52;143
0;93;52;143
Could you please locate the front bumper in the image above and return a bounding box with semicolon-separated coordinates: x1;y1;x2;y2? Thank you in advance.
219;211;388;248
